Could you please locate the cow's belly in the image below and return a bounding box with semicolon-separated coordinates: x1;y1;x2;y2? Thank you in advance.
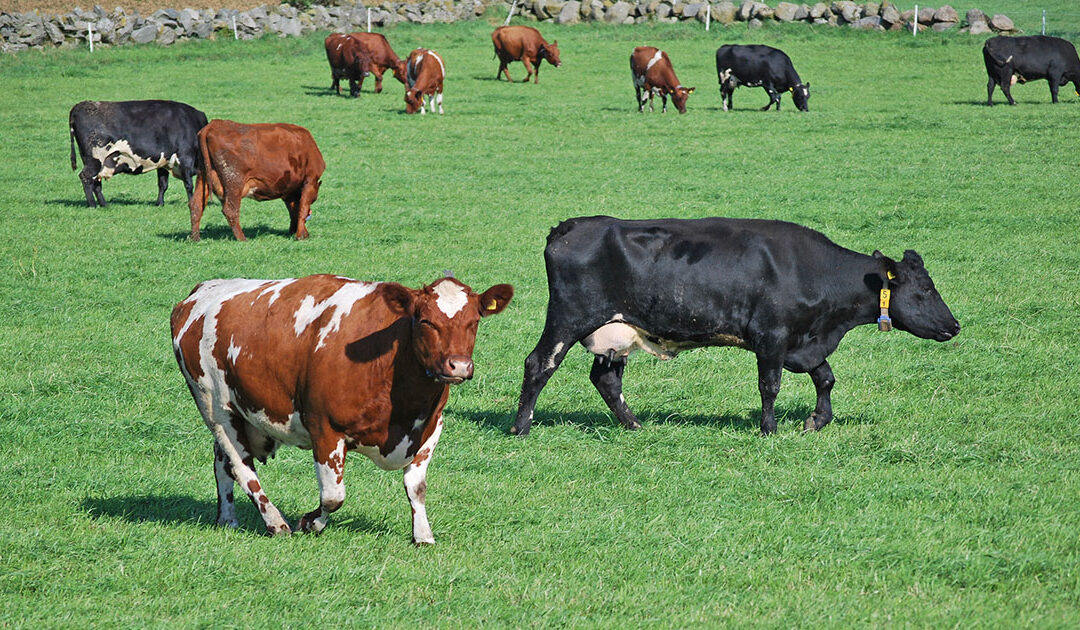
582;321;748;361
91;139;179;180
237;404;312;449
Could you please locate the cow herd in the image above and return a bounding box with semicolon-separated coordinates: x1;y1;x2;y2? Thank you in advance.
65;27;1080;543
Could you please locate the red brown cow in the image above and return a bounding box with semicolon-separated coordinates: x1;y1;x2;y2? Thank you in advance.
404;48;445;115
630;46;695;114
491;25;561;84
171;274;513;542
324;33;373;98
189;120;325;241
348;32;408;93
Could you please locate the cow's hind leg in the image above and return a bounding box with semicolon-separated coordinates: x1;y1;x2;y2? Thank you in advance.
513;329;577;436
79;165;103;207
986;75;997;106
1000;68;1016;105
403;415;443;545
298;432;346;534
221;186;247;241
803;361;835;432
155;167;169;206
756;354;784;435
589;356;641;430
1049;74;1061;103
213;441;239;527
208;416;291;535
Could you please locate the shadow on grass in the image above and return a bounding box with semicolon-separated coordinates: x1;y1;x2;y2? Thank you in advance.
301;84;343;98
156;223;295;242
82;494;394;536
49;197;160;208
455;403;875;436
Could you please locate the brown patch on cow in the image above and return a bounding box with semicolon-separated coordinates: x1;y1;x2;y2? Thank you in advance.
247;479;261;493
174;313;207;381
414;480;427;503
259;494;269;503
411;448;431;467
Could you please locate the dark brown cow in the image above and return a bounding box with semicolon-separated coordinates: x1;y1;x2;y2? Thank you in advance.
189;120;325;241
404;48;445;115
491;25;561;84
348;32;408;93
630;46;695;114
324;33;373;98
171;274;513;542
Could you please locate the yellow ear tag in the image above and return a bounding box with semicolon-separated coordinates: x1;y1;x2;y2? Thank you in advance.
789;87;794;93
887;271;896;280
879;288;891;309
485;298;498;311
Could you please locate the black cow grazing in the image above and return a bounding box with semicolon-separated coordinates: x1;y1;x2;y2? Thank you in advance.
69;100;208;207
512;216;960;437
983;35;1080;106
715;44;809;112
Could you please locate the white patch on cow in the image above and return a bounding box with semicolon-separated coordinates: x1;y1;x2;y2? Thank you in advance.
413;415;428;431
311;437;347;532
256;278;296;307
291;281;379;349
427;50;445;79
404;415;442;544
719;68;732;83
546;342;564;371
239;407;311;448
433;280;468;319
227;336;241;364
355;434;414;471
90;139;172;180
645;49;663;72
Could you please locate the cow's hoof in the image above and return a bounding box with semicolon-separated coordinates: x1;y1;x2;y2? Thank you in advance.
265;524;292;536
802;416;818;433
297;514;325;534
413;538;435;547
509;423;530;437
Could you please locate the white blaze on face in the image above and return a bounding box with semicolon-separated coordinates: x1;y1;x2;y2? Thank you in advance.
292;281;379;350
433;280;468;319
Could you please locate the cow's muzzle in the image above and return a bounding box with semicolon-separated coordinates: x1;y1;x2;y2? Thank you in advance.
428;356;474;384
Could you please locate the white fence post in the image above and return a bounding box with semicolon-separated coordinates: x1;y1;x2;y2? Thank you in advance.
232;16;238;40
505;0;517;26
367;8;371;33
1042;9;1046;35
88;22;94;52
705;3;711;31
913;4;917;36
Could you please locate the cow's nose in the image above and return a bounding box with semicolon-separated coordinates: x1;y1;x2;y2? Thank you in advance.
444;357;474;381
951;320;961;336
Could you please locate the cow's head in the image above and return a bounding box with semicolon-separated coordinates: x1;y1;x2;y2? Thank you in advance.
541;40;561;67
404;88;423;114
871;250;960;342
383;278;514;383
392;59;409;85
792;83;810;111
672;86;696;114
348;50;373;97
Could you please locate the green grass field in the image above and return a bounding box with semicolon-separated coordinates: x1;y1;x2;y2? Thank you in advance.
1;11;1079;627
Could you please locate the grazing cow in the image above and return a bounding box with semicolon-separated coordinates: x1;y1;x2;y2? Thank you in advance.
491;25;561;84
324;33;373;98
404;48;445;115
630;46;695;114
189;119;325;241
512;216;960;437
171;273;513;541
349;32;408;93
715;44;810;112
69;100;207;207
983;35;1080;105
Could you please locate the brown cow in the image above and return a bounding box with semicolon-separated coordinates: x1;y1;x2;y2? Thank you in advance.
348;32;408;93
171;274;513;542
324;33;373;98
404;48;445;115
491;25;561;84
630;46;695;114
189;120;325;241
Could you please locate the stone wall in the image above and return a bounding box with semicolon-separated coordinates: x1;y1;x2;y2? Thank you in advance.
1;2;1017;53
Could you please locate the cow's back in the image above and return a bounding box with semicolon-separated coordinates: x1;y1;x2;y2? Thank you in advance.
70;100;207;153
493;26;533;58
202;120;325;185
352;32;398;65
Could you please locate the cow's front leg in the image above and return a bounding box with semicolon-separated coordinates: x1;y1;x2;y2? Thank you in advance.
403;415;443;545
803;361;835;432
756;355;784;435
155;167;169;206
661;91;669;113
589;356;641;430
522;57;535;83
299;434;346;534
761;87;778;111
373;69;384;93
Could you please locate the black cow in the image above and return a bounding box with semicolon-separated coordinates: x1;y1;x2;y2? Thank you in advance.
512;216;960;437
69;100;208;207
715;44;809;112
983;35;1080;106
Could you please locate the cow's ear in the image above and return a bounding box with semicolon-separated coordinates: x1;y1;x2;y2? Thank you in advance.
805;82;811;88
478;284;514;317
687;87;696;94
382;283;416;316
901;249;925;269
872;250;899;281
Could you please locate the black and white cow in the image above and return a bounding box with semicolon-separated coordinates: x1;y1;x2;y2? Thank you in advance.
69;100;208;207
715;44;809;112
512;216;960;437
983;35;1080;106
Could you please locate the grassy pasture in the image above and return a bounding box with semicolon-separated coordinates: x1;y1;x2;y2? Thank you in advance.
2;13;1080;627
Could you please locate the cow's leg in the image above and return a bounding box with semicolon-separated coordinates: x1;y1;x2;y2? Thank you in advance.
635;84;645;112
207;416;291;535
349;78;360;98
403;415;443;545
188;174;209;242
298;434;346;534
79;165;102;207
292;181;317;240
213;441;239;527
756;354;784;435
513;329;576;436
589;356;641;430
373;69;384;93
661;91;669;113
522;57;535;83
1000;69;1016;105
761;87;778;111
436;90;444;115
331;69;340;94
986;75;997;106
803;361;835;432
499;59;512;82
155;167;169;206
221;186;247;241
1048;75;1061;103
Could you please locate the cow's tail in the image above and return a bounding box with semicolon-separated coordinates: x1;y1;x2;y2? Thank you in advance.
69;114;77;170
194;128;212;209
983;43;1013;67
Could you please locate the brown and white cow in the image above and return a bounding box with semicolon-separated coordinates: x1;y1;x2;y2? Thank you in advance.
324;33;373;98
491;25;561;84
348;32;408;93
171;274;513;542
404;48;445;115
189;119;325;241
630;46;695;114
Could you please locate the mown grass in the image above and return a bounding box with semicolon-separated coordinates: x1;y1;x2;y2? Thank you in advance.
1;13;1079;627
